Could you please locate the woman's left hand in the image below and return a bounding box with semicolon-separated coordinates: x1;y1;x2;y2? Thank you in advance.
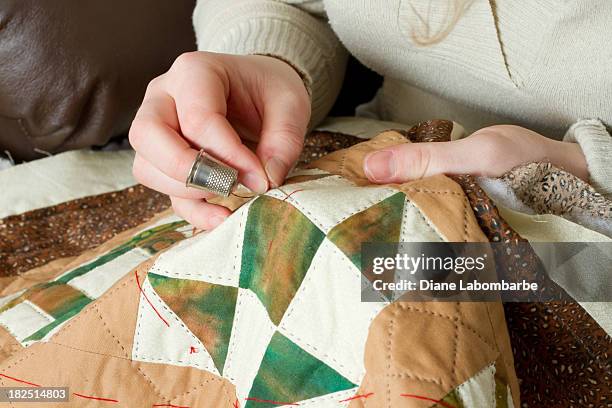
363;125;589;183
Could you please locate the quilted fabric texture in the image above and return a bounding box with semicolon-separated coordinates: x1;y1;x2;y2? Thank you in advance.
0;214;192;346
0;130;520;408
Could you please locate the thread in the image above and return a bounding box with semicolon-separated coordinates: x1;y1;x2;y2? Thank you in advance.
73;392;119;403
245;397;299;406
0;373;40;387
338;392;374;402
400;393;456;408
134;270;170;327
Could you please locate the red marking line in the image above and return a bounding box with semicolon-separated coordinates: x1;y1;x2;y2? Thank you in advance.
189;346;198;354
400;393;456;408
281;189;304;202
339;392;374;402
0;374;41;387
134;270;170;327
152;404;190;408
233;400;241;408
73;392;119;403
245;397;299;406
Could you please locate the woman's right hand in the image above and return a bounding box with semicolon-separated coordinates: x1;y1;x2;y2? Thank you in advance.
129;52;311;229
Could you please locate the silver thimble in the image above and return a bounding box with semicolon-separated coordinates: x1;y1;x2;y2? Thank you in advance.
185;150;238;197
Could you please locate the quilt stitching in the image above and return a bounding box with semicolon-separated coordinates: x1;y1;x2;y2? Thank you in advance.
165;371;229;404
222;289;246;383
95;303;185;403
462;198;470;242
277;247;366;379
23;301;53;322
385;306;396;407
451;302;460;384
91;297;168;402
401;188;463;196
339;149;348;179
403;200;445;242
134;278;215;369
396;303;497;352
93;304;128;358
147;267;236;284
47;341;131;360
43;275;136;342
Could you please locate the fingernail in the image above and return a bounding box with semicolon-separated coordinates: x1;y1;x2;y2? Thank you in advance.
243;172;268;194
209;215;227;229
364;151;396;182
265;157;286;188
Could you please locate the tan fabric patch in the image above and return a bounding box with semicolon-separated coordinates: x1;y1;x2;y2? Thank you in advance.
0;257;76;298
0;326;21;362
307;130;408;185
0;342;234;407
396;175;488;243
47;260;150;358
352;301;500;407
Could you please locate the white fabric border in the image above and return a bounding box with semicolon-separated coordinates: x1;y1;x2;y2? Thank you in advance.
0;149;136;218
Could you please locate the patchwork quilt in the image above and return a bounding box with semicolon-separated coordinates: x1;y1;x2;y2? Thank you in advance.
0;120;610;408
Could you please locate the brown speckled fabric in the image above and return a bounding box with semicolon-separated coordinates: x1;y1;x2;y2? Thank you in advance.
503;162;612;219
406;120;611;408
453;172;611;407
0;185;170;277
298;131;363;166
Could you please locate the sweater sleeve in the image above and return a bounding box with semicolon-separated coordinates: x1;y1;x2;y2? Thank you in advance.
563;119;612;199
193;0;348;128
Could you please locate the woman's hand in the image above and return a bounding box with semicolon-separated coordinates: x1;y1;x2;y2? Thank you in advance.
364;125;588;183
129;52;310;229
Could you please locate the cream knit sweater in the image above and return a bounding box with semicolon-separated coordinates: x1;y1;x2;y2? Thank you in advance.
193;0;611;198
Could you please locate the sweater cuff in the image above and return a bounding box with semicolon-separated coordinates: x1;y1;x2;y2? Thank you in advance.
193;0;348;127
563;119;612;199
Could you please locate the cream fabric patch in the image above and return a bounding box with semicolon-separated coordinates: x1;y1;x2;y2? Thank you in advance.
131;278;219;375
267;175;397;233
148;200;252;286
278;238;388;385
0;300;54;342
222;289;276;402
0;149;136;218
68;249;149;299
456;363;496;407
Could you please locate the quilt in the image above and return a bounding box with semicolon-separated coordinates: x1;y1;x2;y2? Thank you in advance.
0;119;610;408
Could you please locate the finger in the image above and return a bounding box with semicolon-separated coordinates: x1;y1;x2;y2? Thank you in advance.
256;93;309;187
169;55;268;193
363;138;485;183
171;196;231;230
133;154;214;200
129;92;200;184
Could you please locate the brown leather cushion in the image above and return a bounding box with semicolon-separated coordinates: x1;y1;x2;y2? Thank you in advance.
0;0;196;160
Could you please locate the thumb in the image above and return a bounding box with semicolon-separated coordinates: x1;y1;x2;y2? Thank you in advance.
363;139;478;183
256;94;310;187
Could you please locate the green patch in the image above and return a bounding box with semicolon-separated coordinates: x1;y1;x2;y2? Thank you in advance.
429;389;464;408
240;196;324;325
56;221;187;283
148;273;238;374
246;332;355;407
15;282;93;342
328;192;405;269
494;376;509;408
